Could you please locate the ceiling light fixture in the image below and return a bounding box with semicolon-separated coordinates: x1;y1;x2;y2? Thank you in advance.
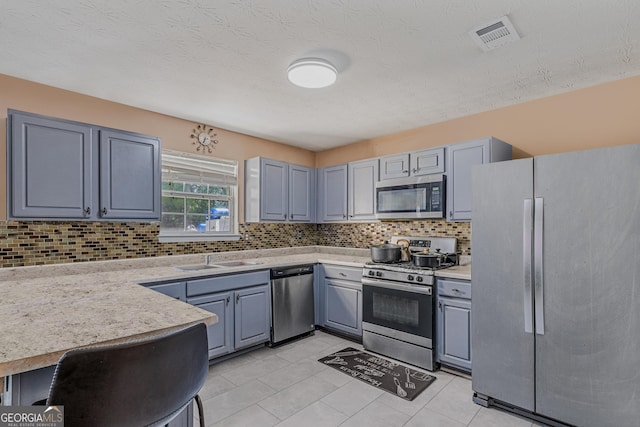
287;58;337;89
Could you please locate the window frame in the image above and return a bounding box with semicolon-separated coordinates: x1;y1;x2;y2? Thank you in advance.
158;151;240;243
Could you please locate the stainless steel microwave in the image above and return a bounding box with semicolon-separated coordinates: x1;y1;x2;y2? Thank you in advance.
375;174;446;219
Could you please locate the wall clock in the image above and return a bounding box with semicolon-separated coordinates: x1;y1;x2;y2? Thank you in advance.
190;124;219;153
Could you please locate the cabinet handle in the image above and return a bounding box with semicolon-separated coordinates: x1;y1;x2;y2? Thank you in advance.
343;215;347;219
438;301;442;310
449;210;453;219
84;207;91;216
226;296;230;306
402;170;408;173
452;288;460;293
101;207;108;216
339;272;347;277
290;214;293;219
412;168;417;173
236;294;240;304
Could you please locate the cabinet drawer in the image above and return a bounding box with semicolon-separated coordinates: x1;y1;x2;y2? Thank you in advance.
147;282;186;301
437;279;471;299
323;264;362;282
187;270;269;297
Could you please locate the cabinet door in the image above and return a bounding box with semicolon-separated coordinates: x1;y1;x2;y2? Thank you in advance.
319;164;348;222
437;296;472;371
289;164;315;222
194;292;234;359
325;279;362;337
99;130;160;219
348;159;378;221
234;284;271;350
411;147;445;176
446;140;488;221
379;153;409;180
9;112;92;219
260;158;288;221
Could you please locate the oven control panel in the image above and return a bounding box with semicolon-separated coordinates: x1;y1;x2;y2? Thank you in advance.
363;267;434;286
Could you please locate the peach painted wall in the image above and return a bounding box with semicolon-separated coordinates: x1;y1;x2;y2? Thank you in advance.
316;74;640;167
0;74;315;221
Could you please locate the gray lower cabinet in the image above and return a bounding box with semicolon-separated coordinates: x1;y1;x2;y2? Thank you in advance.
436;278;472;371
7;109;161;221
187;291;233;359
445;137;511;221
185;270;271;359
321;264;362;338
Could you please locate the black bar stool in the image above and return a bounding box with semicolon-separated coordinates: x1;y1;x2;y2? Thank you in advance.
38;322;208;427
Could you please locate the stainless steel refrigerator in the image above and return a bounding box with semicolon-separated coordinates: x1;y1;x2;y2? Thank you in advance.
471;144;640;427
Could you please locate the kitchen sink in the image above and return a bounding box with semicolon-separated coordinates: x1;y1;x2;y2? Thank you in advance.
174;264;221;271
210;260;262;267
174;260;262;271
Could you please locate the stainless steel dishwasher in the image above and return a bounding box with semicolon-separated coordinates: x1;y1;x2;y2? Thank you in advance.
270;265;315;345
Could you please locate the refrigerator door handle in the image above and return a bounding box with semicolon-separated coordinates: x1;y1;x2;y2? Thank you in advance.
523;199;534;334
534;197;545;335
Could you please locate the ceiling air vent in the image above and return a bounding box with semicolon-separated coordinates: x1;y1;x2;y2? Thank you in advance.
469;15;520;52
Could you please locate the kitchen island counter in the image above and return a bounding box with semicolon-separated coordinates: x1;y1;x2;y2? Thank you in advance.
0;276;216;378
0;246;369;377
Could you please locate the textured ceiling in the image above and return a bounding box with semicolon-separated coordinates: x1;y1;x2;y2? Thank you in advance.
2;1;640;151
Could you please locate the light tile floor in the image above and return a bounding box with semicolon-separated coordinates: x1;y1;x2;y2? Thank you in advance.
197;331;542;426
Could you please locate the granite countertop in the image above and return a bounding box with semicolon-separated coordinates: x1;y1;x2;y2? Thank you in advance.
0;246;369;378
0;245;470;377
434;262;471;281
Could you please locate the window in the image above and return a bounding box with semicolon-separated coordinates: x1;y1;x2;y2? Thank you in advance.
159;150;239;242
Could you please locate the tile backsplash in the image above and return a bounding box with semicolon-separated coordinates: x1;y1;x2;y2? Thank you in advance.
317;220;470;254
0;219;470;268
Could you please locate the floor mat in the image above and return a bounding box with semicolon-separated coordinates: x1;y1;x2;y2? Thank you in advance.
318;347;436;401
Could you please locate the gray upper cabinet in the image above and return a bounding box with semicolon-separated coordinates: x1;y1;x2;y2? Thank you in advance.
9;112;93;219
348;159;378;221
244;157;315;222
289;163;315;222
317;164;348;222
410;147;445;176
261;158;288;221
7;110;161;221
379;153;409;180
380;147;445;180
446;137;511;221
99;130;160;220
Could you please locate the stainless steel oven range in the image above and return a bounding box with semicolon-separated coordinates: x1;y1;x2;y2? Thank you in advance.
362;236;457;371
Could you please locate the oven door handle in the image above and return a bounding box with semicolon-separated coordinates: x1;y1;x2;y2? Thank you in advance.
362;278;432;295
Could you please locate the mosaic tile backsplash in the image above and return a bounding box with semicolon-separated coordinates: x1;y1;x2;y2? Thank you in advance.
0;219;470;268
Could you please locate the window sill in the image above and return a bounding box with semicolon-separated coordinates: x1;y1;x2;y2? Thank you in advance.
158;234;242;243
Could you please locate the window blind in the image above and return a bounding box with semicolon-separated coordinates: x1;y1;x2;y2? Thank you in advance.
162;150;238;186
